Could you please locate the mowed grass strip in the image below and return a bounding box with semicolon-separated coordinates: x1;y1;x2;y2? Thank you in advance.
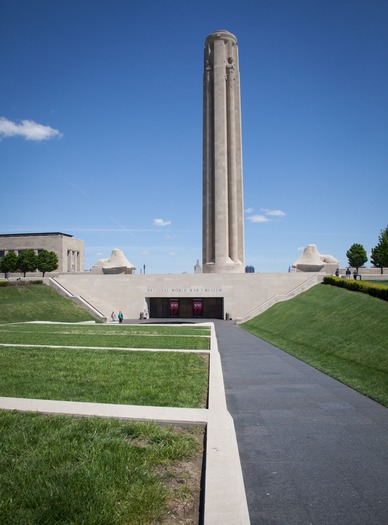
0;346;208;407
0;324;210;350
242;284;388;407
0;411;204;525
0;323;211;336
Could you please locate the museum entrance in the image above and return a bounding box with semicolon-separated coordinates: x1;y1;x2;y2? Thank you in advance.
148;298;224;319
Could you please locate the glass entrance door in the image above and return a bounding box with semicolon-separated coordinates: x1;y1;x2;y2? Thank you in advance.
169;299;179;317
193;299;203;317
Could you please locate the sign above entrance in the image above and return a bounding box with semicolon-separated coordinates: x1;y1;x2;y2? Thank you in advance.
146;288;223;293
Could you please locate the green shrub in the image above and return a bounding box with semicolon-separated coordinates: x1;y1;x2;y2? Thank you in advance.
323;276;388;301
0;280;44;288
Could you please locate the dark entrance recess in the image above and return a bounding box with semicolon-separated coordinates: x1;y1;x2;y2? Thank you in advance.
149;298;224;319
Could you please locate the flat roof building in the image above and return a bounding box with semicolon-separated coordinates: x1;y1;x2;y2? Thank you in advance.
0;232;84;274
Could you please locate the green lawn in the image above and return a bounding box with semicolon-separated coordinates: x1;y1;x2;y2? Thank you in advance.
0;411;203;525
0;286;210;407
0;323;210;350
242;283;388;407
0;283;208;523
0;345;208;407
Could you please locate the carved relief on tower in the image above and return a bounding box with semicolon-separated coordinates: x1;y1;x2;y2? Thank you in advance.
204;42;213;82
225;56;235;80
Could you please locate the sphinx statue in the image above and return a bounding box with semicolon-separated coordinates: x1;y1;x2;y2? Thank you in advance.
91;248;136;274
293;244;338;273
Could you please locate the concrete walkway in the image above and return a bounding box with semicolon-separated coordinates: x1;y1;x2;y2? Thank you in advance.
214;320;388;525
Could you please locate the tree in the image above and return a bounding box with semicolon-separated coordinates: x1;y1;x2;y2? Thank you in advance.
17;249;37;277
346;243;368;272
0;251;18;278
37;250;59;277
371;226;388;274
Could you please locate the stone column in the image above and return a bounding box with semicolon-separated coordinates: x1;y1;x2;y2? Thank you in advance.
202;30;244;274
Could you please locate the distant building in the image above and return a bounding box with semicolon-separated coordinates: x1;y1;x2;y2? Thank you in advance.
194;259;202;274
0;232;84;274
245;266;255;273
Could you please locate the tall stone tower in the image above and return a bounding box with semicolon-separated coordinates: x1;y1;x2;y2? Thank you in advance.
202;30;244;274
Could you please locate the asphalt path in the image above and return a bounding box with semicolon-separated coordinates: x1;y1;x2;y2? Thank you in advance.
214;320;388;525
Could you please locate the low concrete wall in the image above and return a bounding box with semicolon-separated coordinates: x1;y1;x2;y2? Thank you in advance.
49;278;107;322
339;267;388;278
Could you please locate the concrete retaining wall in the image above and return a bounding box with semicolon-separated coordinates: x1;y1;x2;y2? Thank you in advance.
52;272;323;321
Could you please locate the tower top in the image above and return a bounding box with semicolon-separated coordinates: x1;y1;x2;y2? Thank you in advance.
205;30;237;45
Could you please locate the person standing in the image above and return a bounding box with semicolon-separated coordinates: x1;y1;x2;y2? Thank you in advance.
118;311;123;323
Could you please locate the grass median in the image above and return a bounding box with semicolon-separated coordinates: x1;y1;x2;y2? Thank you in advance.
0;411;204;525
0;323;210;350
0;323;210;406
0;345;208;407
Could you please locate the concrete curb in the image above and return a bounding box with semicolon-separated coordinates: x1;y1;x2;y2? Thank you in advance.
205;324;251;523
0;322;250;524
0;397;208;425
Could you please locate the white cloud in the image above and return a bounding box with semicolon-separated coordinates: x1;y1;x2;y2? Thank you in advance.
0;116;63;141
153;218;172;227
261;208;286;217
247;214;270;223
246;207;286;224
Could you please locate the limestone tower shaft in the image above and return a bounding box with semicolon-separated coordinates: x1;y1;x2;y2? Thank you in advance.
202;30;244;274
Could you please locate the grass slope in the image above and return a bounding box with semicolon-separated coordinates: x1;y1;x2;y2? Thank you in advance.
0;284;95;323
242;284;388;407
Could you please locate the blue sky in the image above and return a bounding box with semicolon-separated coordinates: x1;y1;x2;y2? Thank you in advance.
1;0;387;273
